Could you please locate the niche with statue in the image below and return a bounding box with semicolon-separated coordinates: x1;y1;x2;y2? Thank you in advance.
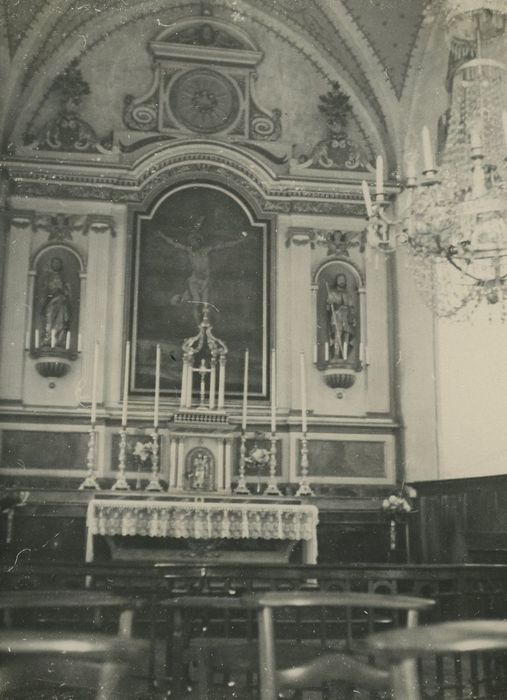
29;245;83;377
313;260;365;390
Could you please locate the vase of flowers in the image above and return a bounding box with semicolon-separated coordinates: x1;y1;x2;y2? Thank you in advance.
381;489;414;560
245;445;271;493
132;440;154;490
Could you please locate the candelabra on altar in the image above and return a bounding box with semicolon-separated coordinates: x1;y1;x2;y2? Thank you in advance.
264;431;283;496
79;425;101;490
234;431;250;494
145;428;163;491
112;427;131;491
295;432;314;497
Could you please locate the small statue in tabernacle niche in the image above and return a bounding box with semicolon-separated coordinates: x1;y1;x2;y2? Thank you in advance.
184;447;215;491
40;256;72;347
32;246;81;352
326;272;357;362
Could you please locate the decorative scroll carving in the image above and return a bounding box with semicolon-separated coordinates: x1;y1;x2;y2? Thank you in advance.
295;80;372;172
10;212;116;239
123;17;281;142
286;227;365;255
24;61;113;155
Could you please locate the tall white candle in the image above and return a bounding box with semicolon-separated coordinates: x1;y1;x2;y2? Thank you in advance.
300;351;308;433
361;180;373;217
122;341;130;428
50;329;56;348
470;124;482;149
375;155;384;196
421;126;434;172
35;329;40;349
242;349;249;431
154;343;160;429
324;342;330;362
271;349;276;434
65;331;70;351
91;341;99;425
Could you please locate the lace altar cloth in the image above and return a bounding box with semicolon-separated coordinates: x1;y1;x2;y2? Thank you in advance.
87;498;319;544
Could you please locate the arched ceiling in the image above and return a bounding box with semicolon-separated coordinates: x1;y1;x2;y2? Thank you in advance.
0;0;429;167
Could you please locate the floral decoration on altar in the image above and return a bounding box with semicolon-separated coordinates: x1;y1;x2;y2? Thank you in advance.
245;445;271;472
132;440;155;489
381;485;416;554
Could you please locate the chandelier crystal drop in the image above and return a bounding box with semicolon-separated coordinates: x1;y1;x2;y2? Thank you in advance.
363;1;507;318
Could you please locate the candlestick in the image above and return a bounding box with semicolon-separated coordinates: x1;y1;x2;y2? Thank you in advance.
145;428;163;491
154;343;160;429
121;341;130;428
405;156;417;182
375;155;384;197
112;427;130;491
361;180;373;217
264;432;282;496
295;433;314;497
300;351;308;433
242;349;249;431
422;126;435;172
470;123;482;149
91;341;99;425
218;355;225;409
209;356;216;410
78;425;101;490
65;331;70;351
271;349;276;434
234;431;250;495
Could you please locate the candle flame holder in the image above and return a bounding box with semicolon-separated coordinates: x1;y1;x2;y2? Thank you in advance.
111;427;131;491
79;425;101;490
145;428;163;492
295;433;314;497
264;433;282;496
234;432;250;494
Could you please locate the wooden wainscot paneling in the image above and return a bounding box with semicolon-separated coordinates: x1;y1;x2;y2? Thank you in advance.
414;475;507;564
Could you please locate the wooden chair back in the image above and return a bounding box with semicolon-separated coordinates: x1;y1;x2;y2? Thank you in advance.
0;629;148;700
361;619;507;700
0;589;143;637
241;590;435;700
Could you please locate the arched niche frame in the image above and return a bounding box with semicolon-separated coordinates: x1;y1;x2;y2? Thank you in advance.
129;180;272;400
312;258;365;391
28;244;85;377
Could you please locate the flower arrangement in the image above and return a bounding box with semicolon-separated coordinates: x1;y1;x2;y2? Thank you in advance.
133;441;154;462
132;440;154;489
381;493;412;518
245;446;271;471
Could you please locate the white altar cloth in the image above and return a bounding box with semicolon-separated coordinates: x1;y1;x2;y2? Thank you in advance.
85;498;319;564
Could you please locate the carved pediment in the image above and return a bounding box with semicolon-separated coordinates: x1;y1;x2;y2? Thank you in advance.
123;17;281;143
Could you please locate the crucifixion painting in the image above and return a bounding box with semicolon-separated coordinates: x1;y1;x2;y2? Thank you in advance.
155;215;245;320
133;184;269;397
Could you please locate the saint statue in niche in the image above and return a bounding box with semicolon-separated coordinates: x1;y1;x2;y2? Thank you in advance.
40;256;72;347
155;215;245;319
326;272;356;361
184;447;215;491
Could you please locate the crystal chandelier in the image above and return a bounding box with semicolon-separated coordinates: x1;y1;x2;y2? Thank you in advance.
363;0;507;318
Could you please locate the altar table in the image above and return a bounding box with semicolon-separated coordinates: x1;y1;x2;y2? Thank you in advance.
85;498;319;564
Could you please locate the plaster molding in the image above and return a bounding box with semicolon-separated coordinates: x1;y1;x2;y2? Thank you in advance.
8;1;388;168
8;210;116;238
6;142;369;217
